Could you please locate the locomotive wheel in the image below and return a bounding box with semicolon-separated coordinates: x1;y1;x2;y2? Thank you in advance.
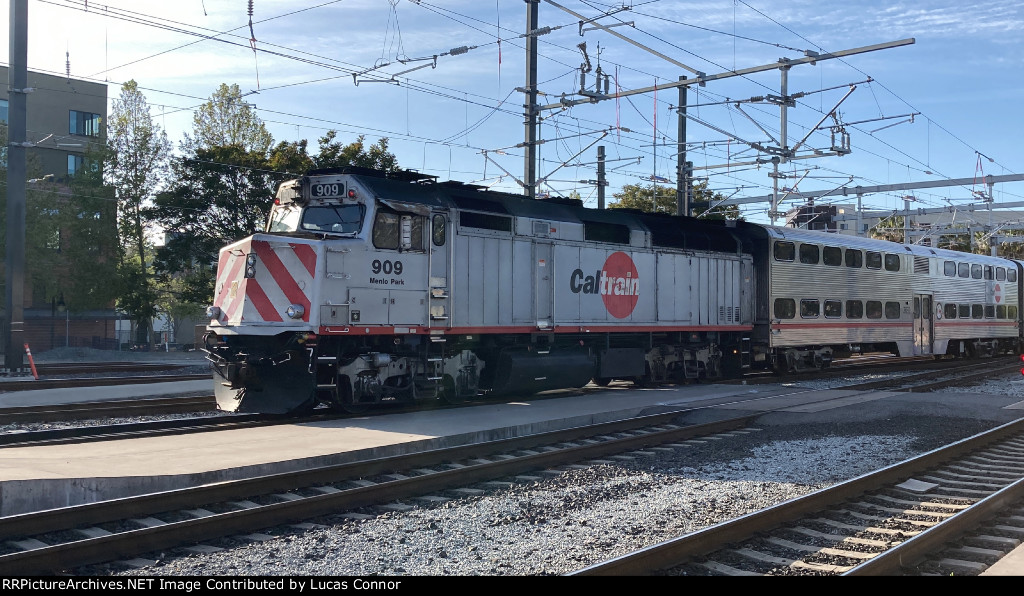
438;374;465;405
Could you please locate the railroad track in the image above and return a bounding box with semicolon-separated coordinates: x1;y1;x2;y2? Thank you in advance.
1;356;1015;447
0;373;210;392
571;418;1024;576
0;411;760;575
0;396;217;425
2;363;1020;576
34;362;195;375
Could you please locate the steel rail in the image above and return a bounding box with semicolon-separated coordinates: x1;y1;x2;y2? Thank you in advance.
569;417;1024;575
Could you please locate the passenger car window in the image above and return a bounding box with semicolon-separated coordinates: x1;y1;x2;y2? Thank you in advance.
943;261;957;277
774;298;796;319
1009;269;1018;283
824;300;842;318
971;264;982;279
997;267;1006;281
944;304;957;320
822;246;842;266
845;249;863;268
884;301;901;319
846;300;863;319
800;299;820;318
774;241;795;262
884;254;900;271
958;263;970;278
799;244;820;265
866;301;882;319
866;251;882;269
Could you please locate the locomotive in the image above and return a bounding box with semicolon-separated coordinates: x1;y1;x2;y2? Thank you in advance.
204;167;1022;414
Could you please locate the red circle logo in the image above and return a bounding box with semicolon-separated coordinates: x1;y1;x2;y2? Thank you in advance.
601;251;640;319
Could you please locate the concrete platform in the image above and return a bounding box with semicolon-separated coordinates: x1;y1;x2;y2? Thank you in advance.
2;375;1024;524
0;382;777;516
980;542;1024;576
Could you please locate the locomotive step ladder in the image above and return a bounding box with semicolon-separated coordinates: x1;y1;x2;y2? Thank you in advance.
314;354;340;403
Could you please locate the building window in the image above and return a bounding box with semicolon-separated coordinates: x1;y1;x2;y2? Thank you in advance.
0;98;8;123
70;110;102;137
68;154;84;176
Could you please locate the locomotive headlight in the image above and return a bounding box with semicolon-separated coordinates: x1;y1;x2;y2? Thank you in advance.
206;306;222;320
285;304;305;319
244;253;257;278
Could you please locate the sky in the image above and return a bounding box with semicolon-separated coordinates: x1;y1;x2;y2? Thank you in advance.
4;0;1024;226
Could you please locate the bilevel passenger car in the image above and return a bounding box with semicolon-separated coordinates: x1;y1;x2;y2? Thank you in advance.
203;167;1023;414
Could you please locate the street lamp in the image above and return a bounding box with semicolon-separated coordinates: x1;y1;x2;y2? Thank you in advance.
57;294;68;348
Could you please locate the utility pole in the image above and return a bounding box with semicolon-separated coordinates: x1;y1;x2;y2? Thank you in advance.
523;0;540;199
597;145;606;209
676;76;688;216
4;0;28;372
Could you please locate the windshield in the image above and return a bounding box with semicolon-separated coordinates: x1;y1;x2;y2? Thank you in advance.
268;205;365;235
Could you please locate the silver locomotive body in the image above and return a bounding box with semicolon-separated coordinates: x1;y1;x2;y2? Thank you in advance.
205;168;754;414
205;168;1023;415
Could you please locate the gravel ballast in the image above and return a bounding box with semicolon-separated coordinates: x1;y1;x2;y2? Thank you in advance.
91;410;1014;575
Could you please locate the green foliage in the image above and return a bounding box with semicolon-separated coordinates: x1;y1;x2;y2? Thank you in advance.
149;145;291;301
183;84;273;155
106;80;172;340
609;179;740;219
313;132;399;172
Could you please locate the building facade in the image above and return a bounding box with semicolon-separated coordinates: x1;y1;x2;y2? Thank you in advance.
2;67;118;354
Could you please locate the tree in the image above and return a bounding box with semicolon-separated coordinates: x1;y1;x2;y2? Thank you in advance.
609;180;740;219
313;132;399;172
182;83;273;155
106;80;172;345
151;145;288;303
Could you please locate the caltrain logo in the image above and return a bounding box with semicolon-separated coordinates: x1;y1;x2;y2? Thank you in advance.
569;251;640;319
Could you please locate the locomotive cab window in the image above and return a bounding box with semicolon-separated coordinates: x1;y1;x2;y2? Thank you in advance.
799;244;819;265
432;214;446;246
773;241;795;262
845;249;863;268
866;251;882;270
884;254;900;272
823;246;842;266
373;210;425;251
268;204;364;235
